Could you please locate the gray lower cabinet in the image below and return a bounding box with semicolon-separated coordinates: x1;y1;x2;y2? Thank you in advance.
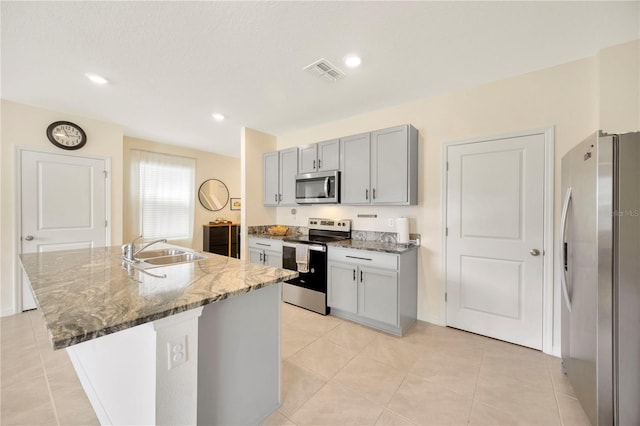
248;237;283;268
327;246;417;335
263;148;298;206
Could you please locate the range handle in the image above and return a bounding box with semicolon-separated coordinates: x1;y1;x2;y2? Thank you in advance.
560;187;572;312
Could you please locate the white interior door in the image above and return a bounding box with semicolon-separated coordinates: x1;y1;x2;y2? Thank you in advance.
445;133;545;349
20;150;108;310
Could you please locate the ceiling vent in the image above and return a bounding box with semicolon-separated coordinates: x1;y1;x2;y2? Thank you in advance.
303;58;345;82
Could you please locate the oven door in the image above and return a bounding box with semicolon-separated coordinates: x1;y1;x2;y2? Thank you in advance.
282;243;327;293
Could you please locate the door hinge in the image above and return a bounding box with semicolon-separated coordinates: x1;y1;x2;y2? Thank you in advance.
105;220;108;227
103;170;108;178
446;162;449;171
445;292;447;302
445;227;448;236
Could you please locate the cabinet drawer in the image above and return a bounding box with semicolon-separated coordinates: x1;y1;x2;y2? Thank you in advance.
328;247;397;270
248;237;283;252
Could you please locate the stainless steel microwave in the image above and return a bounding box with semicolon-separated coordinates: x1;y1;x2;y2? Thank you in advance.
295;170;340;204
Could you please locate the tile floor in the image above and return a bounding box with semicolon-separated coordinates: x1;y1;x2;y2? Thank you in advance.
1;305;591;425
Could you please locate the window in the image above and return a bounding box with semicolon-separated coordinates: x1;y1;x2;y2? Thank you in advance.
130;150;195;241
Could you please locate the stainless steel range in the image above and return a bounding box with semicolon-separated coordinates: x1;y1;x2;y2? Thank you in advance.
282;218;351;315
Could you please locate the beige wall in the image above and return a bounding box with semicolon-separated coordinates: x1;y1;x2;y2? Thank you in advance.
123;136;240;251
598;39;640;133
1;100;124;316
273;40;639;352
276;54;599;330
240;127;277;259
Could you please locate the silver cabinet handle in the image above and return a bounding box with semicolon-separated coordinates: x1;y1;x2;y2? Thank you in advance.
560;187;572;312
365;189;369;200
529;249;540;256
279;194;282;202
318;159;321;169
274;194;278;202
372;188;376;199
24;235;34;241
352;269;356;281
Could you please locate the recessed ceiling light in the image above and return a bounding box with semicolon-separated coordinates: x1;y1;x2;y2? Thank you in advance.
344;55;362;68
85;72;109;85
212;113;225;121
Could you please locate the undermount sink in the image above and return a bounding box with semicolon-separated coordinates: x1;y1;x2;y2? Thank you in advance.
122;246;208;270
134;248;187;259
143;252;207;265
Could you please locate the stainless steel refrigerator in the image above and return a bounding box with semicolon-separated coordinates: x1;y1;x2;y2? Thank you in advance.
561;131;640;426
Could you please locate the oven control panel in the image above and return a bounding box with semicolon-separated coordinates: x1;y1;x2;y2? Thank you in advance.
308;218;351;232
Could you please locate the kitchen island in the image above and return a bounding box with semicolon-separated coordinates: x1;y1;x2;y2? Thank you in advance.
19;245;298;426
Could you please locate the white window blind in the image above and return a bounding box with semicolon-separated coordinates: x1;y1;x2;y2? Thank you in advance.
130;150;195;241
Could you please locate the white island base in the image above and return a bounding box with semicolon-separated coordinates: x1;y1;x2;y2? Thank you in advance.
67;283;281;425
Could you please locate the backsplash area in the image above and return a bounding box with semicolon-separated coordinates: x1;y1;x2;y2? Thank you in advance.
248;225;419;244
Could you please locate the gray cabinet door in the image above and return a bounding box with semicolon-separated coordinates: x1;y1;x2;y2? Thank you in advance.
317;139;340;171
264;250;282;268
279;148;298;205
371;125;408;204
249;248;264;264
327;261;358;313
263;152;279;206
298;144;317;174
358;266;398;326
340;133;371;204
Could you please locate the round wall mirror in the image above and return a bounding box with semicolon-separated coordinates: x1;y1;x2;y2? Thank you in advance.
198;179;229;211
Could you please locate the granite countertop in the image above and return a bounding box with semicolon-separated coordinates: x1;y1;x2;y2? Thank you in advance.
248;232;418;253
248;233;293;241
327;239;419;254
19;245;298;350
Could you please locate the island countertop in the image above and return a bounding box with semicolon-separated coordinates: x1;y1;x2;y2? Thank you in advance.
19;245;298;350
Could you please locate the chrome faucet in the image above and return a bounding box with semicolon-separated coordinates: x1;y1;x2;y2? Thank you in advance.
121;235;167;262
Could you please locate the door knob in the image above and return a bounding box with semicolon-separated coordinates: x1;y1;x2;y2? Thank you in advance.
529;249;540;256
24;235;34;241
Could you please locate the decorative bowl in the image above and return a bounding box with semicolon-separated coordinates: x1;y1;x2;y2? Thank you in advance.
268;226;289;236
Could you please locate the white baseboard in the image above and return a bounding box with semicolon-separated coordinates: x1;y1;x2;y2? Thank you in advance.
1;307;17;318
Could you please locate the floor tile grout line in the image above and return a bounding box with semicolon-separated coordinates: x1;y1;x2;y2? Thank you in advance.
380;406;419;426
29;311;61;426
466;346;486;424
548;356;567;426
382;374;418;425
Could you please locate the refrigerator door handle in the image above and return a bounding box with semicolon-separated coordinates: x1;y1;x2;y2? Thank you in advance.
561;187;572;312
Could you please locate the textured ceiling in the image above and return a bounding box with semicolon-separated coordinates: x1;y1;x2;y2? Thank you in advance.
2;1;638;158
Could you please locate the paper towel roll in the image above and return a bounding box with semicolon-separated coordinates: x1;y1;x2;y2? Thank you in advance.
396;217;410;244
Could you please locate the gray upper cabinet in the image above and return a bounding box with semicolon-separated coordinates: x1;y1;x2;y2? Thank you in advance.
298;139;340;174
341;124;418;206
317;139;340;171
263;147;298;206
279;148;298;205
340;132;371;204
298;144;317;174
263;152;280;206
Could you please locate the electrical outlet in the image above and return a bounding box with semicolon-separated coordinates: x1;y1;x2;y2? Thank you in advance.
388;218;395;227
167;335;187;370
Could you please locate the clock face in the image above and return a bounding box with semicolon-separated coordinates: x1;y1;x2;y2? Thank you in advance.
46;121;87;150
